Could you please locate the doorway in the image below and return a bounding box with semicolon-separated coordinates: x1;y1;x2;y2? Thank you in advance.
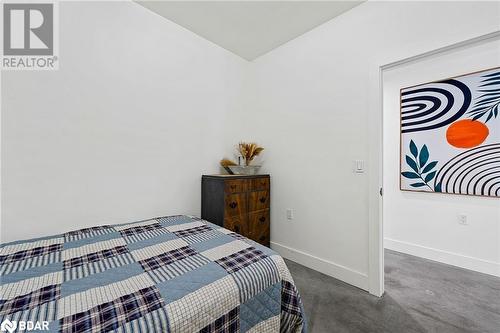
373;32;500;332
368;31;500;297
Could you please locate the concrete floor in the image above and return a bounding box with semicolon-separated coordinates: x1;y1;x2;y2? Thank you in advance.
286;249;500;333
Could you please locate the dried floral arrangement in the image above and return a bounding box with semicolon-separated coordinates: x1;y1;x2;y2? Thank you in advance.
238;142;264;166
219;142;264;174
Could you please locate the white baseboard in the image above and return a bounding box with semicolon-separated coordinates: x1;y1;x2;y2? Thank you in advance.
270;241;369;291
385;238;500;277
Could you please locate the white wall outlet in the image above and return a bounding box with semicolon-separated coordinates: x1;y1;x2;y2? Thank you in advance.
458;214;468;225
286;209;294;220
353;160;365;173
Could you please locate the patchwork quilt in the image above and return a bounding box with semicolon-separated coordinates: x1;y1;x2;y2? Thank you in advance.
0;215;305;332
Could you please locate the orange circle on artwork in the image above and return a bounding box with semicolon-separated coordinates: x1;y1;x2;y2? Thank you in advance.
446;119;489;148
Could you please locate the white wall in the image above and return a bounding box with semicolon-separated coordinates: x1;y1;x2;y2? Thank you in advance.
227;1;500;289
383;39;500;277
1;1;247;243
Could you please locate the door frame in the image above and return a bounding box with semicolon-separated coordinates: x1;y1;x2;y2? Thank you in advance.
367;30;500;297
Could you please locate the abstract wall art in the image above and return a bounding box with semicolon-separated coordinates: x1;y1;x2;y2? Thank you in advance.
400;67;500;197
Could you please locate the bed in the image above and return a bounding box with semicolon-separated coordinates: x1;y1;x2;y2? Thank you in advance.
0;215;305;332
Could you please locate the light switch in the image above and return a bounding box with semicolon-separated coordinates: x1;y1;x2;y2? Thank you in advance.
354;160;365;173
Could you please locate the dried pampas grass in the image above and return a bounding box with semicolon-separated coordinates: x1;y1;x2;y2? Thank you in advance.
220;158;237;167
238;142;264;166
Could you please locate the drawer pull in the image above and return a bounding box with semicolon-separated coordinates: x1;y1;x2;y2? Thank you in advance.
259;197;266;203
229;202;238;209
259;216;266;222
230;185;237;190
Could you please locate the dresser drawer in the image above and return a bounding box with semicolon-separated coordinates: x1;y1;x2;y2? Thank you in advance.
248;210;270;246
250;177;269;191
248;190;269;211
202;175;270;245
224;179;248;194
224;193;247;217
224;215;248;236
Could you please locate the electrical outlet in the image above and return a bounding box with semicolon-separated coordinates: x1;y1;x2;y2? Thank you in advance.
286;209;294;220
458;214;468;225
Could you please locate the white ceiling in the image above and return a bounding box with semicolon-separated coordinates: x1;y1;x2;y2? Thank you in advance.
136;1;364;61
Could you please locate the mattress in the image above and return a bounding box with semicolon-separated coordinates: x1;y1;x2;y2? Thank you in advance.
0;215;305;332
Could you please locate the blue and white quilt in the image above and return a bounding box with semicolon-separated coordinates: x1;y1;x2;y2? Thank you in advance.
0;215;305;332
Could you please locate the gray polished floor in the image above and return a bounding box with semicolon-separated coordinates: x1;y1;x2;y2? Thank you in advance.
286;249;500;333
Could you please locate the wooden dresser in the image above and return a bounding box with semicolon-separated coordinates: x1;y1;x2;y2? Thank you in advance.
201;174;270;246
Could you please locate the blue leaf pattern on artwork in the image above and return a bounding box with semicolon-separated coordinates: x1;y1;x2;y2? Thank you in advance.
402;141;438;191
401;171;420;179
419;145;429;168
405;155;419;173
425;171;436;183
409;140;418;158
468;71;500;122
422;161;438;174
